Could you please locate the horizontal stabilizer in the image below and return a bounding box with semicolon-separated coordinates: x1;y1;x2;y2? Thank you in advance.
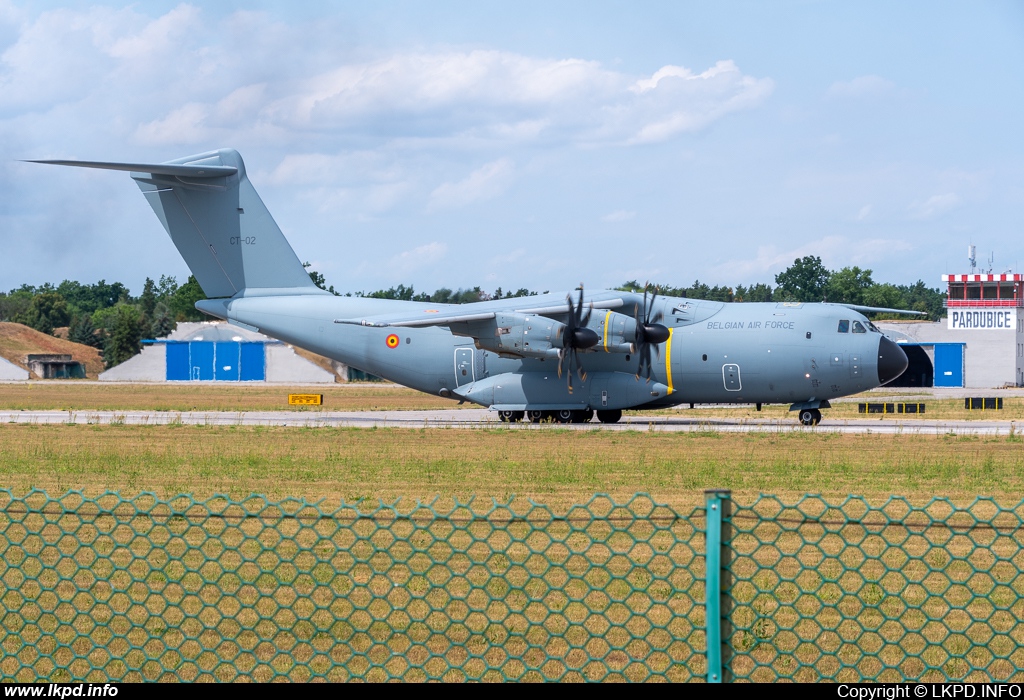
26;159;237;178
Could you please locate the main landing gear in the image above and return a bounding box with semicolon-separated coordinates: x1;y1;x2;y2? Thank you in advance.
500;409;607;424
798;408;822;426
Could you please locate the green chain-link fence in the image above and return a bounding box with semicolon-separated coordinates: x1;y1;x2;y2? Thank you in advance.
1;489;1022;682
721;493;1024;683
0;491;706;682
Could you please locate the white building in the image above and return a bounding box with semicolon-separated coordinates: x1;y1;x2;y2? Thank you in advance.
879;273;1024;388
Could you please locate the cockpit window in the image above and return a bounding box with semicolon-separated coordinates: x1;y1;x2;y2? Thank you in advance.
837;320;850;333
868;322;880;333
852;321;867;333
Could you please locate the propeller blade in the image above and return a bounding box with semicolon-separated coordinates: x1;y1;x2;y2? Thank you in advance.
581;302;593;328
647;287;658;323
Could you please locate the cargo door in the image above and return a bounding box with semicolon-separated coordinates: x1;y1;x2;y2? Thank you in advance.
723;363;741;391
455;348;475;387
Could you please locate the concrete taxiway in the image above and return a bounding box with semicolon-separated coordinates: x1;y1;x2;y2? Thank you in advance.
1;409;1018;435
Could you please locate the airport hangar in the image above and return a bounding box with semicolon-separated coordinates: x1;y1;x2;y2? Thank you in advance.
99;322;336;383
879;273;1024;389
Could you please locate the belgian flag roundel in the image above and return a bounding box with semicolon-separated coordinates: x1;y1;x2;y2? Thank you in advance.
386;334;400;349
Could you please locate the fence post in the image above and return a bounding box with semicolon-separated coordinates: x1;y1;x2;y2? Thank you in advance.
704;488;731;683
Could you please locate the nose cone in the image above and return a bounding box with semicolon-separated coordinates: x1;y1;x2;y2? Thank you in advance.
877;336;909;385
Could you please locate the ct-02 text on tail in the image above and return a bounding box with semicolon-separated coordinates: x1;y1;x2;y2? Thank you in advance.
31;149;911;425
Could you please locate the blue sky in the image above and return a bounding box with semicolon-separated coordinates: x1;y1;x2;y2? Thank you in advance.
2;1;1022;296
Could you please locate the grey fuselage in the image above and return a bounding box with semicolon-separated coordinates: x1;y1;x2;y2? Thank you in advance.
198;290;895;411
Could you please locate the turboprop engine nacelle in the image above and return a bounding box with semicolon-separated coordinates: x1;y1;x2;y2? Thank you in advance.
451;313;565;358
595;311;638;353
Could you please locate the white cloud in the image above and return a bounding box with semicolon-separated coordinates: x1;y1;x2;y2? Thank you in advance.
389;242;447;274
602;210;636;222
908;192;961;220
133;103;212;145
265;52;772;145
266;151;404;187
623;61;774;144
856;204;872;221
107;4;200;60
827;75;896;99
428;158;515;210
0;7;772;156
322;181;414;215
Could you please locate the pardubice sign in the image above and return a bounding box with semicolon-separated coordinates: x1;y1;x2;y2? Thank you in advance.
948;309;1015;330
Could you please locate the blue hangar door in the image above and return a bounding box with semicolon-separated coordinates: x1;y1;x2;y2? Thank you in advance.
933;344;964;388
165;341;265;381
215;342;240;381
239;343;265;381
166;343;189;381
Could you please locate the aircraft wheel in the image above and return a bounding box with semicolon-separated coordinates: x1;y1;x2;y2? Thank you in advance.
799;409;822;426
498;410;524;423
554;409;575;424
571;409;594;423
596;409;622;424
527;410;547;423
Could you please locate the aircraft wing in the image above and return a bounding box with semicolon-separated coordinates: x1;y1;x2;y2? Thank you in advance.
334;298;624;328
830;303;927;316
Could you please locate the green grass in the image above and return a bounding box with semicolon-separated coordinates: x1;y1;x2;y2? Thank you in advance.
2;423;1024;510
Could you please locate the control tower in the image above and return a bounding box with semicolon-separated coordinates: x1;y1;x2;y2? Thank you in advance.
879;272;1024;388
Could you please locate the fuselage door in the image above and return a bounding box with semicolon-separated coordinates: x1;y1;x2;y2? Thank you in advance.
455;348;475;386
723;363;741;391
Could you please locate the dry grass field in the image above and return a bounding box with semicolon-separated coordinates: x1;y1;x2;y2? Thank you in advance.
1;382;1022;510
0;382;462;412
1;422;1022;511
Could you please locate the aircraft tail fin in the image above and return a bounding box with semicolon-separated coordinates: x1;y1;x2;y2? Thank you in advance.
29;149;324;298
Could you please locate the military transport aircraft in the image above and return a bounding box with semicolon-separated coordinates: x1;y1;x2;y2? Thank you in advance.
30;149;912;425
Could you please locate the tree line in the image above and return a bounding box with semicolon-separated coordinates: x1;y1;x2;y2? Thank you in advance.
318;256;946;320
0;275;206;368
0;256;945;369
612;256;946;320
